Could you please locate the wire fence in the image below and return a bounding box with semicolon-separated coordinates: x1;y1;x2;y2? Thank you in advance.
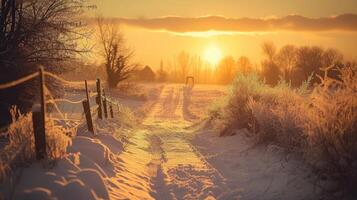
0;72;40;90
0;67;125;195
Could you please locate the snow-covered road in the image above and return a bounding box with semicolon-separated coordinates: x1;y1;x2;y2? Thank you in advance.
109;85;227;199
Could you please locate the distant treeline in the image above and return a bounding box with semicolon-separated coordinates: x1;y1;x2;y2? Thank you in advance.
136;42;355;86
63;42;355;88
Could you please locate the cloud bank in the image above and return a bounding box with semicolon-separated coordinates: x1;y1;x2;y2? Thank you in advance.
107;14;357;32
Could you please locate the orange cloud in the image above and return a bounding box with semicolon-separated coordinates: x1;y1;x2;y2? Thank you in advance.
103;14;357;32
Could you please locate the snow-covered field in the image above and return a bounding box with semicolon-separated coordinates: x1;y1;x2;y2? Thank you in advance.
10;83;318;200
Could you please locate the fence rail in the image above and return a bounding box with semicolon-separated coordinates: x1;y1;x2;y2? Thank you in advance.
0;67;122;160
0;72;40;90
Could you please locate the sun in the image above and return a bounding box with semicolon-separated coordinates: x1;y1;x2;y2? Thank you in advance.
203;46;223;66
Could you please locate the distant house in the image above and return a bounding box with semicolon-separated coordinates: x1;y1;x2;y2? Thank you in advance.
135;65;156;82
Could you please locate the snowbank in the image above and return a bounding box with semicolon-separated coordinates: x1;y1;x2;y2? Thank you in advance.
193;128;320;200
12;131;123;200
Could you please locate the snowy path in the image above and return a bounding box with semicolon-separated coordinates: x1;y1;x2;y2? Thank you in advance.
9;84;318;200
109;85;227;199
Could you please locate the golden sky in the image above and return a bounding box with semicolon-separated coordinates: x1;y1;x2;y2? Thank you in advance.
90;0;357;18
88;0;357;68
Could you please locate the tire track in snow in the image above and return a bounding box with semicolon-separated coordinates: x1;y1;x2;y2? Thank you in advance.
144;85;228;199
109;85;227;199
107;130;156;199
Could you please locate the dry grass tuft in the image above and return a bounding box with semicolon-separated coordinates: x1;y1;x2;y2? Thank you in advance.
0;107;72;182
45;116;72;160
0;108;35;182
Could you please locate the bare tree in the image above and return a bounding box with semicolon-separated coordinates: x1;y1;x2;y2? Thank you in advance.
177;51;190;82
320;48;344;80
217;56;236;84
295;46;324;84
97;17;136;88
0;0;91;71
276;45;297;80
322;48;343;68
261;41;277;62
157;59;168;82
0;0;92;126
261;42;280;85
236;56;253;75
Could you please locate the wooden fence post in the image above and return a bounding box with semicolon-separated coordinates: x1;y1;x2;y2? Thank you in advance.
32;67;47;160
39;67;46;121
110;103;114;118
32;104;46;160
32;104;47;160
186;76;194;88
102;89;108;118
84;80;94;133
82;100;94;134
85;80;90;103
96;79;103;119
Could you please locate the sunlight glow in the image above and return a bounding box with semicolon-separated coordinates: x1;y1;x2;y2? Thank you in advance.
169;30;272;37
203;46;223;66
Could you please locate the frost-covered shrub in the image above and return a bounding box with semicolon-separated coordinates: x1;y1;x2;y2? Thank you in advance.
45;117;72;160
214;64;357;192
301;66;357;187
216;74;263;135
247;81;307;150
0;107;72;182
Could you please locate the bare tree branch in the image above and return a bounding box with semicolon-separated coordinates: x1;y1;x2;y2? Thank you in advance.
0;0;93;69
97;16;136;88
